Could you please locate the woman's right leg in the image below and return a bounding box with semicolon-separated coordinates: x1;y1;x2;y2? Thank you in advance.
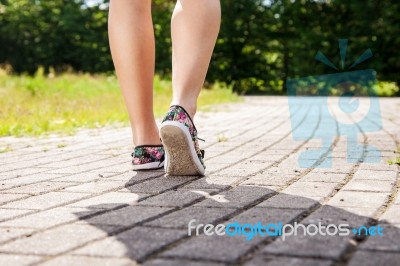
108;0;160;146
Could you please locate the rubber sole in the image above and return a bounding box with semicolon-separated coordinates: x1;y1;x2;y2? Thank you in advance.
132;161;164;171
160;121;205;176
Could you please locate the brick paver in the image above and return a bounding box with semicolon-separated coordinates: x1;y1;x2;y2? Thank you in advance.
0;96;399;265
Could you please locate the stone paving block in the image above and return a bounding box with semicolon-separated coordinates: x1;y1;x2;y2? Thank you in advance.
263;166;303;176
256;193;322;209
278;158;307;172
253;149;292;155
68;191;147;210
108;170;163;183
100;162;136;173
0;208;33;222
348;250;400;266
0;152;41;166
197;163;231;172
225;161;274;171
0;174;16;181
272;142;302;151
0;207;102;229
138;189;217;208
41;154;112;168
1;192;90;210
310;161;354;174
39;255;136;266
85;205;172;227
72;226;186;261
359;224;400;252
394;193;400;205
193;185;276;208
262;233;353;260
144;258;224;266
0;223;118;255
244;255;334;266
358;163;398;172
63;180;125;193
302;205;376;228
0;254;43;266
44;159;122;174
299;172;347;183
145;206;236;229
352;170;398;181
225;207;305;226
281;182;340;198
124;176;196;194
341;179;394;192
327;191;390;209
0;227;36;244
0;173;65;191
203;161;237;172
247;157;285;166
50;172;107;183
241;174;295;186
0;193;30;205
1;181;78;195
161;232;264;263
1;167;55;178
181;176;243;190
210;167;263;178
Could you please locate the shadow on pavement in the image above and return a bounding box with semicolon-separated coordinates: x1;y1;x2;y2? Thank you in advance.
73;171;400;266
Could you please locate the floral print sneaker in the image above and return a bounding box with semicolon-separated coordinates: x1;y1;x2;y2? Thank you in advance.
131;145;165;170
160;105;205;176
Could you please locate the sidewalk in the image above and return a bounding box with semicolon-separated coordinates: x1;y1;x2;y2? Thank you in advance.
0;96;399;266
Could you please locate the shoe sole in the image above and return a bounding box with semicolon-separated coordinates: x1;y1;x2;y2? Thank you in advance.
132;161;164;171
160;121;205;176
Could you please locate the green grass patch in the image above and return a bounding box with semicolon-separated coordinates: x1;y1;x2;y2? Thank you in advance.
0;68;240;137
217;134;229;142
0;145;13;153
387;157;400;166
387;145;400;166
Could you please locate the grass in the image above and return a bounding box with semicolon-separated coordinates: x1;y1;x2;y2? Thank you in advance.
217;134;229;142
0;145;13;153
0;68;240;137
387;145;400;166
57;143;67;148
388;157;400;166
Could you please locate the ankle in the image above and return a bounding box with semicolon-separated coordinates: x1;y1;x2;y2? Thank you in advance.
170;101;197;119
131;125;161;146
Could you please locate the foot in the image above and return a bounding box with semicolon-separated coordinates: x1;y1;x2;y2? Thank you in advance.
131;145;165;170
160;105;205;176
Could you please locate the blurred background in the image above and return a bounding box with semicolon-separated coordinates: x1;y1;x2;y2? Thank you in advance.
0;0;399;138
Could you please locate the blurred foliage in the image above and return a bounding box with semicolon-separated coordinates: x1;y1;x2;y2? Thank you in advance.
0;67;239;136
0;0;399;95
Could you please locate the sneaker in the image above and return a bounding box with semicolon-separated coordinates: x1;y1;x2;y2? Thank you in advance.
160;105;205;176
131;145;165;170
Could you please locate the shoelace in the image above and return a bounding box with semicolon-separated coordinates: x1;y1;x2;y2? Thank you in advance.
196;136;206;142
158;153;165;167
195;136;205;159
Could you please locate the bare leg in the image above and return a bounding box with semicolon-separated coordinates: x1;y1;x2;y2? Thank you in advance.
171;0;221;118
108;0;160;145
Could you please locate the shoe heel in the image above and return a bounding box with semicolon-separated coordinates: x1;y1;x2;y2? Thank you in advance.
160;122;204;176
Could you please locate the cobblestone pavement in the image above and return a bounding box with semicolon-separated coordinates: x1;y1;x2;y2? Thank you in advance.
0;96;399;266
